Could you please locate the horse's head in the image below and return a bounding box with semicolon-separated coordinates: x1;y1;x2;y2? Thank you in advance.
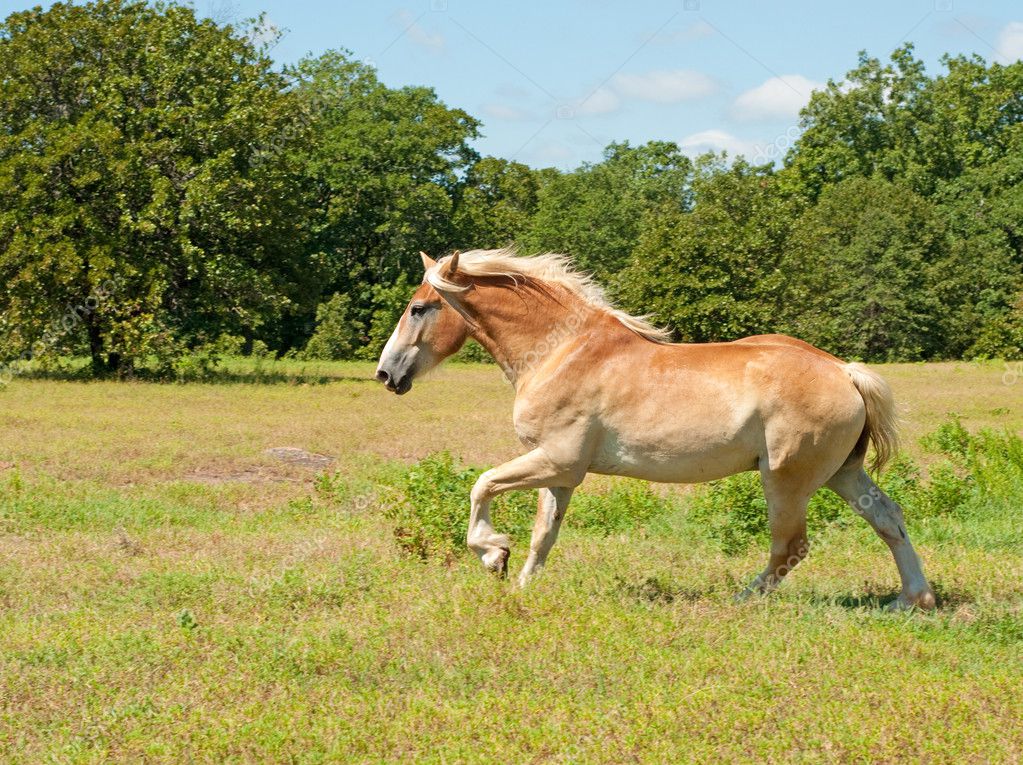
374;252;469;395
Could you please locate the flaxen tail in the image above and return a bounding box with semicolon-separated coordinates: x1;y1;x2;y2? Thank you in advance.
843;362;900;473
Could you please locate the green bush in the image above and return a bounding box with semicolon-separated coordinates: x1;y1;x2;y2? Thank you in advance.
382;452;535;561
380;421;1023;561
687;418;1022;554
303;293;359;361
967;295;1023;360
382;455;680;560
567;481;679;535
356;276;412;361
687;472;768;554
453;339;494;363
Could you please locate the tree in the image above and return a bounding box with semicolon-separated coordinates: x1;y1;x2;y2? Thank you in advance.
779;176;944;361
302;293;359;360
521;141;692;287
617;158;793;342
453;157;546;249
286;51;480;347
785;46;929;200
0;0;312;375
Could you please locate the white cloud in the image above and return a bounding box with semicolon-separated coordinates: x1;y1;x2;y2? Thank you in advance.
996;21;1023;64
394;9;445;53
482;103;533;121
612;69;718;103
574;86;621;117
679;129;757;158
731;74;823;122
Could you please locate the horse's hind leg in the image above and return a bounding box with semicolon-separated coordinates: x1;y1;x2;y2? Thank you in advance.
826;466;935;610
737;469;812;600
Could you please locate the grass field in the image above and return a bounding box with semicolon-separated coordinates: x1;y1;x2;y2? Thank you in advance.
1;359;1021;763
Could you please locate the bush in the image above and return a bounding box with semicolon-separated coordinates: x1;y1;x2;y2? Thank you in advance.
686;418;1021;554
382;455;680;560
453;339;493;363
567;480;679;535
967;295;1023;360
380;421;1023;561
356;276;412;361
382;452;535;561
303;293;359;361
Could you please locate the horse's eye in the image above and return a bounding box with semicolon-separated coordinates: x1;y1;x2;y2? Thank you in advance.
410;304;427;318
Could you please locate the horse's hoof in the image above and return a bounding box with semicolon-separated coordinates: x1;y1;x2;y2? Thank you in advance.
886;589;937;612
482;547;510;579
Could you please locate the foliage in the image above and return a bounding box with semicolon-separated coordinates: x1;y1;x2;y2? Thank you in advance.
0;0;313;375
778;176;944;360
382;452;535;561
354;274;413;361
520;141;692;286
566;481;679;535
285;51;480;347
302;293;359;361
381;454;679;560
2;7;1022;371
453;339;494;363
968;293;1023;360
689;418;1021;554
618;158;793;342
452;157;546;248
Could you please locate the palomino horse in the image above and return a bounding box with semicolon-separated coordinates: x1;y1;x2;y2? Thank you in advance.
375;249;936;610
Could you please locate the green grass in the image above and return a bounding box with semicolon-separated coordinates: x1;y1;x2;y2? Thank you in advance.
0;359;1021;762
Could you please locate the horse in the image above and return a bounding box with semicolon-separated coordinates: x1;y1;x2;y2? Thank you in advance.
375;248;936;610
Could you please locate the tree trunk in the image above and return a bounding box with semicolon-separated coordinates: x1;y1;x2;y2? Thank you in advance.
86;315;106;377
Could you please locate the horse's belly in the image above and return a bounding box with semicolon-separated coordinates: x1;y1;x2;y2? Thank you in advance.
589;432;758;484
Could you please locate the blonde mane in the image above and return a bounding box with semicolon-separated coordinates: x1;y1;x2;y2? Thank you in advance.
426;248;672;343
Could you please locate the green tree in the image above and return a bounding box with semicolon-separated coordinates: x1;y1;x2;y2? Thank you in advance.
453;157;546;249
618;159;794;342
521;141;692;287
302;293;359;360
785;46;929;199
286;51;479;342
779;176;944;361
0;0;312;375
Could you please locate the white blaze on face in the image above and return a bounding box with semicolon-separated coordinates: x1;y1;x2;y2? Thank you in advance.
377;321;403;372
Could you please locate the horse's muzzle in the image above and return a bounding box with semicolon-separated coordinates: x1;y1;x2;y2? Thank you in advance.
375;368;412;395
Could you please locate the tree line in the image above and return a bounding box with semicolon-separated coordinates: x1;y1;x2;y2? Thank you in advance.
1;0;1021;377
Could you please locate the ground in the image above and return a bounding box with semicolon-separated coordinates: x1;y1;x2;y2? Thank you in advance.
0;359;1021;763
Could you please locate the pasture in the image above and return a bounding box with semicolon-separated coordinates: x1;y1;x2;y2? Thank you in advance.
1;359;1021;763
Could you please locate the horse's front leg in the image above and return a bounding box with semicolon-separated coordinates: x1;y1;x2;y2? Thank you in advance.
518;487;574;587
467;448;578;578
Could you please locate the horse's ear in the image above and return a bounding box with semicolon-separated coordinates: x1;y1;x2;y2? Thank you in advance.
419;251;436;271
448;251;460;274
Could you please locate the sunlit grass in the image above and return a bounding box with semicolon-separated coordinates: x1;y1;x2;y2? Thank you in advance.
0;360;1020;762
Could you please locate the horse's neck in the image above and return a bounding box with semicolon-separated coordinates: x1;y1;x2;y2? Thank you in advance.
460;284;594;386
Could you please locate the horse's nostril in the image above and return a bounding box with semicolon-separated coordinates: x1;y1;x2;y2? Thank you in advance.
375;369;391;384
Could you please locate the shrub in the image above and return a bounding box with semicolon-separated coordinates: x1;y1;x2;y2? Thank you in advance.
453;339;494;363
967;295;1023;360
382;452;535;561
686;418;1022;554
303;293;359;361
567;480;679;535
382;455;680;560
687;472;769;554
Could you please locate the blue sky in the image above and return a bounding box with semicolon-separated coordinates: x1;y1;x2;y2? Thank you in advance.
4;0;1023;168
